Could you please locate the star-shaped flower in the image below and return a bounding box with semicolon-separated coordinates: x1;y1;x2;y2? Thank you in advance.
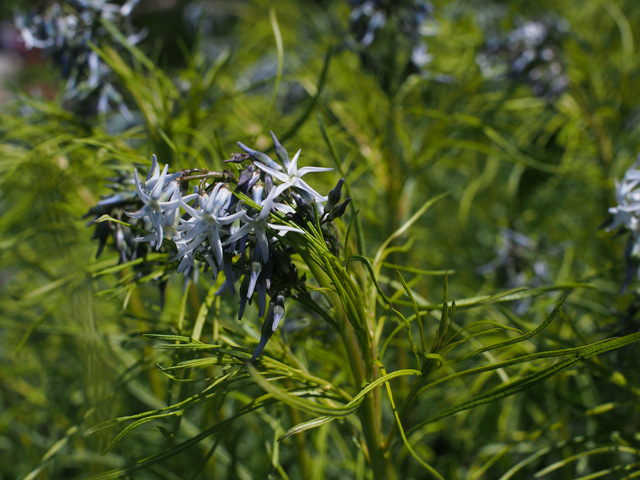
252;149;333;201
223;186;304;264
126;155;194;250
174;183;245;266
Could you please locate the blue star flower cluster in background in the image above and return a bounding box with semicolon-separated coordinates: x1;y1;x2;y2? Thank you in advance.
475;13;569;98
15;0;144;117
348;0;441;91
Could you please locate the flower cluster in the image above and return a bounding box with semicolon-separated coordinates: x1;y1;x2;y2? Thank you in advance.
606;155;640;291
84;169;142;263
476;14;569;98
15;0;144;116
348;0;440;85
478;227;561;314
87;132;350;360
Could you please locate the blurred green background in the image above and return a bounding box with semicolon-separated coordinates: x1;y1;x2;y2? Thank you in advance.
1;0;639;478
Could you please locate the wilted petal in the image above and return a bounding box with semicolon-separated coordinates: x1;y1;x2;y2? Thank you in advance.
255;226;270;263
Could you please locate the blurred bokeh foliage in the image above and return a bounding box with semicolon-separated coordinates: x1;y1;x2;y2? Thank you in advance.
1;0;640;478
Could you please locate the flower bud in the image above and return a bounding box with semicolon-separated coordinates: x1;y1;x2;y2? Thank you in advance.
270;131;290;167
325;177;345;213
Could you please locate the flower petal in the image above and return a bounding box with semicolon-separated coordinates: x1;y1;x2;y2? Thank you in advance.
297;166;333;176
287;149;301;177
253;161;289;183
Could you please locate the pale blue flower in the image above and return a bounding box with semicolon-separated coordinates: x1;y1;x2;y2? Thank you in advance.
252;149;333;200
607;155;640;233
134;187;183;247
174;183;245;266
126;155;196;250
223;187;305;264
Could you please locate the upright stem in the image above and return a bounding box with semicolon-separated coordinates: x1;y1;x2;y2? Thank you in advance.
287;403;312;480
304;255;395;480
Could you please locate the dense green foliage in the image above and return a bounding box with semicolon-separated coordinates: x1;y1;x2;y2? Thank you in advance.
1;1;640;479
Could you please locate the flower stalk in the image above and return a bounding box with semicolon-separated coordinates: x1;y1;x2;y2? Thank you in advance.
298;238;395;480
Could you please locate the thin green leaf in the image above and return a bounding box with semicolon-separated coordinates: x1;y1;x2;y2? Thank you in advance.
376;361;444;480
372;192;449;272
417;284;592;312
411;332;640;434
396;270;427;357
279;416;336;441
449;291;568;364
317;113;365;255
94;215;132;227
347;255;393;305
86;397;275;480
278;46;332;145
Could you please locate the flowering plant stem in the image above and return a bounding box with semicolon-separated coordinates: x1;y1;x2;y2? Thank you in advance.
302;250;395;480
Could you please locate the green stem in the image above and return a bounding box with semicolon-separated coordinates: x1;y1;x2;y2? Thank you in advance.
287;397;312;480
304;252;395;480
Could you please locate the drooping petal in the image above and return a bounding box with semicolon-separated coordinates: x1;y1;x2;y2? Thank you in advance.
207;226;224;265
202;248;219;279
256;278;267;317
150;210;164;249
171;229;207;261
293;177;327;200
215;255;237;296
217;210;246;225
125;204;151;219
238;276;250;321
257;187;279;221
176;252;194;274
254;225;270;263
223;220;253;246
